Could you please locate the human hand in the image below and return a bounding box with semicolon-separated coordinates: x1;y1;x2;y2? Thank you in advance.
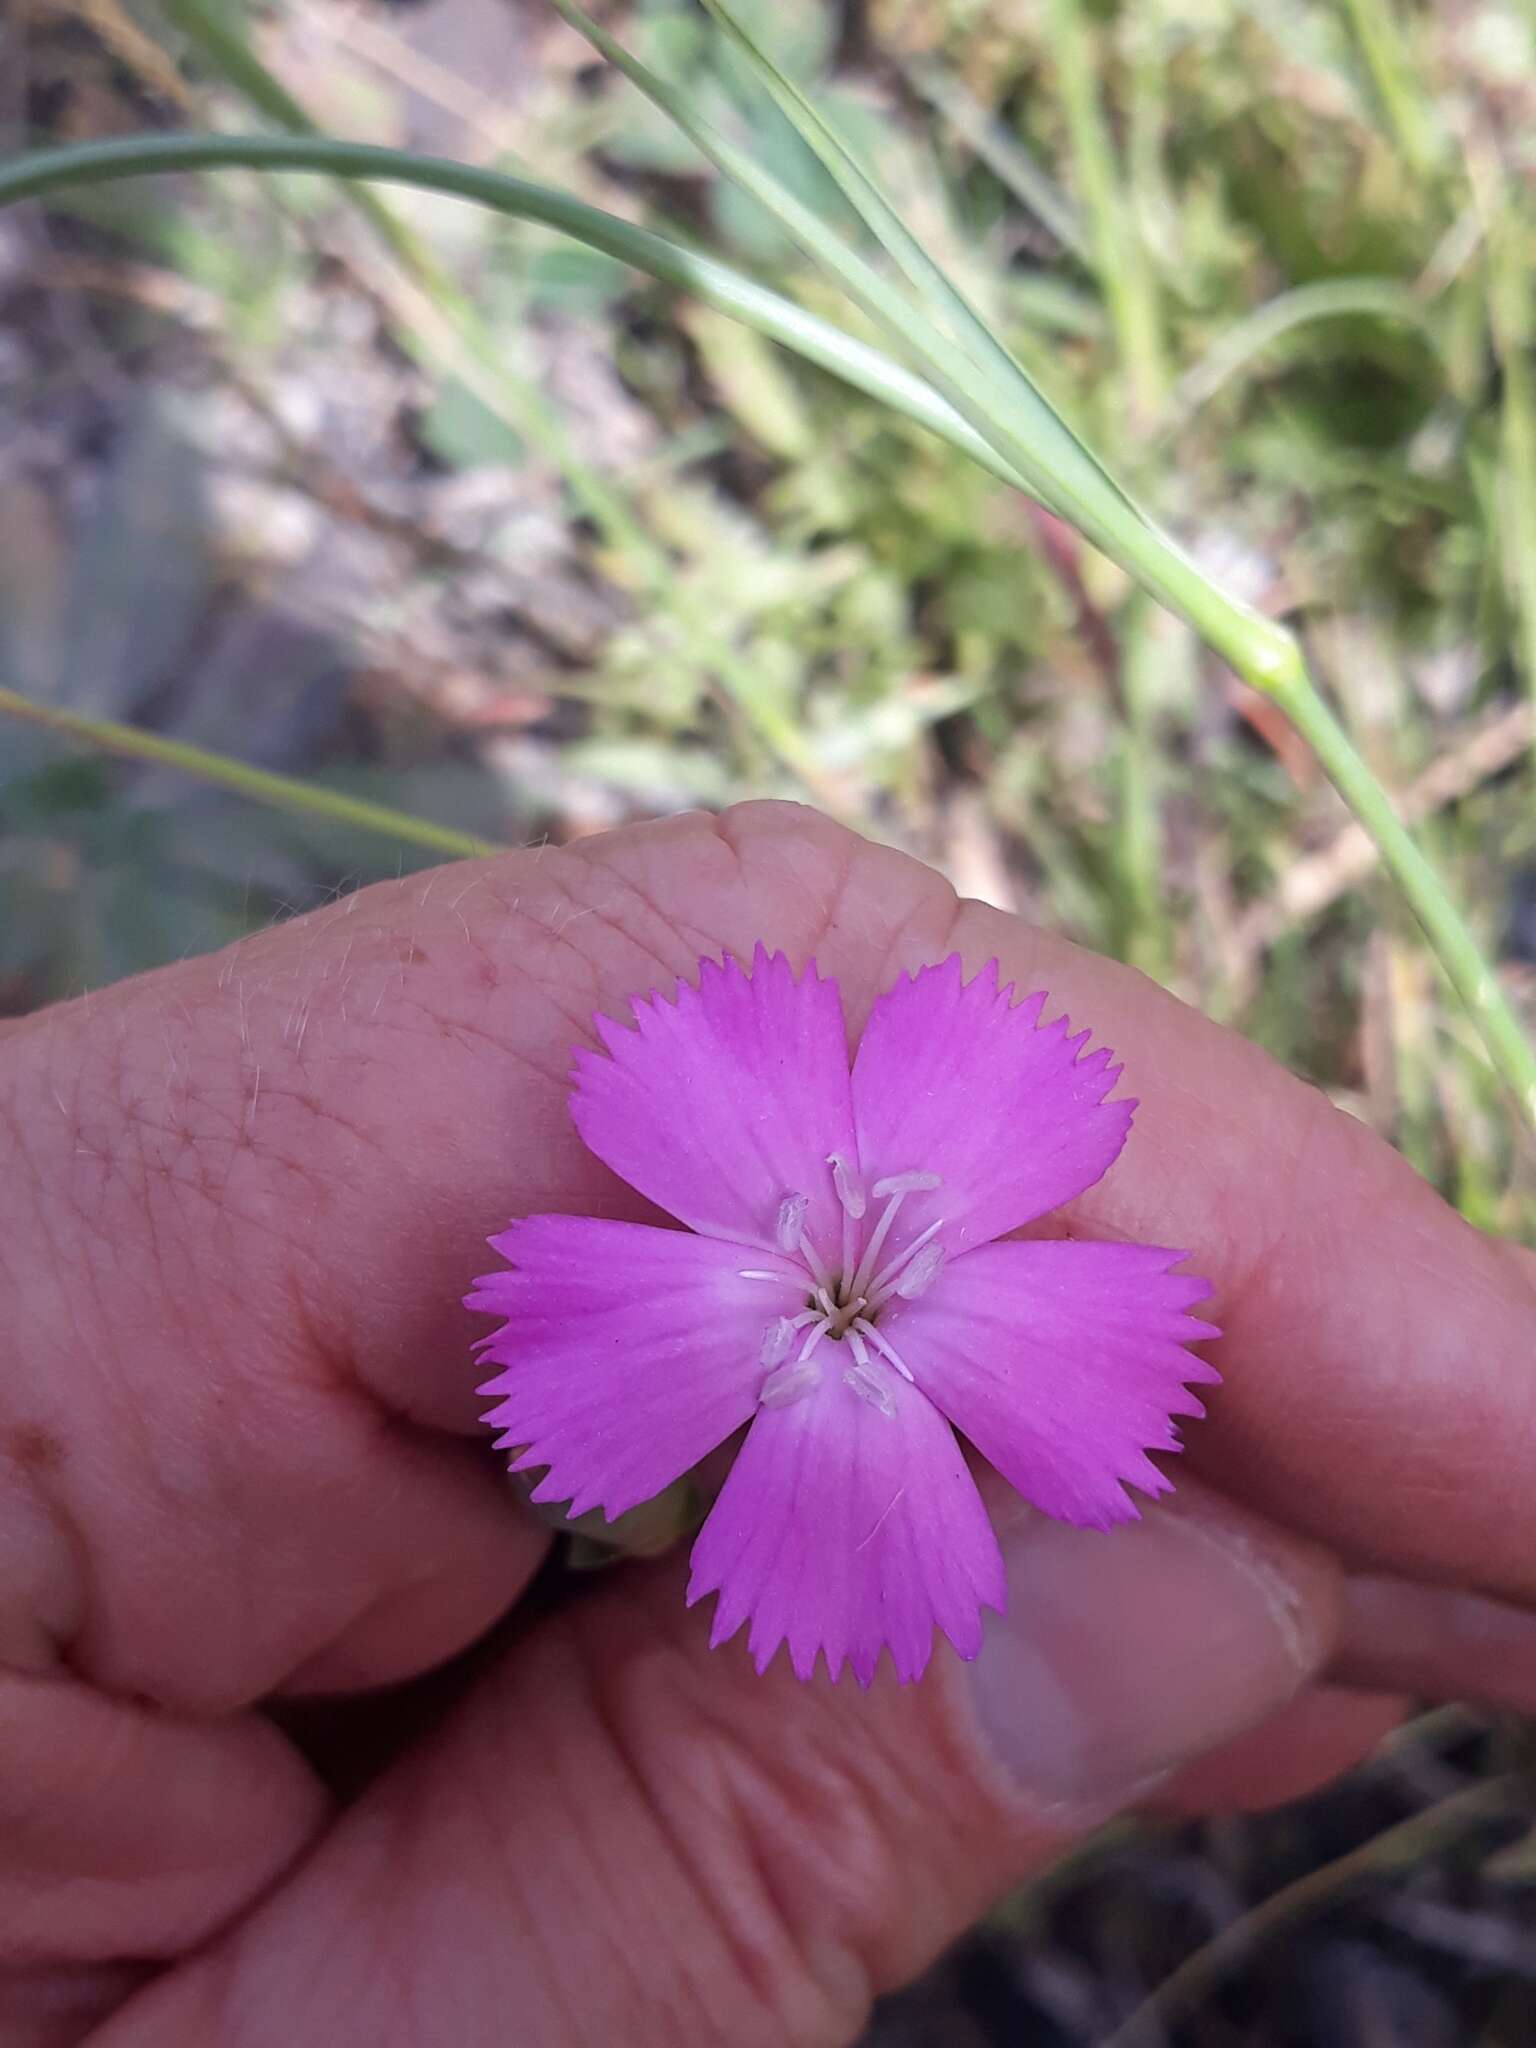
5;802;1535;2047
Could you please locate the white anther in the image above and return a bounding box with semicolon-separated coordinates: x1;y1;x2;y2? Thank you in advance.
827;1152;866;1218
894;1242;945;1300
844;1362;896;1418
760;1358;822;1409
776;1192;809;1252
871;1170;942;1197
853;1317;916;1382
739;1269;782;1282
848;1167;940;1301
759;1317;797;1367
864;1216;946;1307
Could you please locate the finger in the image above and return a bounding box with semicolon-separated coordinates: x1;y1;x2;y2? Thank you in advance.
8;796;1536;1722
0;1669;325;1966
935;893;1536;1601
1332;1572;1536;1711
1152;1684;1409;1816
88;1487;1339;2048
2;1965;150;2048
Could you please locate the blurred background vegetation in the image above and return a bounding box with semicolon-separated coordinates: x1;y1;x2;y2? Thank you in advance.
3;0;1535;2038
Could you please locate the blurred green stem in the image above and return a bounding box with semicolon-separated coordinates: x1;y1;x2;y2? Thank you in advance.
1277;673;1536;1126
1163;277;1433;431
1114;597;1169;978
0;687;499;859
1484;187;1536;775
1340;0;1441;182
1044;0;1165;425
901;58;1088;262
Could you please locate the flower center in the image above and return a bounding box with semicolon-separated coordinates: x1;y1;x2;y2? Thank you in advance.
747;1157;944;1417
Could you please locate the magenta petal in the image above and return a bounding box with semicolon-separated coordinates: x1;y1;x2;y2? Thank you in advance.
687;1371;1006;1686
471;1215;805;1520
883;1239;1220;1529
571;946;857;1252
851;957;1133;1258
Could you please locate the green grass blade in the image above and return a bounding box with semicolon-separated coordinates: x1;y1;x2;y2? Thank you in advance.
902;57;1087;262
701;0;1159;476
161;0;420;269
0;686;500;859
699;1;1032;368
1487;188;1536;773
705;0;1162;454
1044;0;1165;424
1165;278;1435;428
575;0;1112;511
6;135;1531;1124
551;0;1290;681
0;134;1024;485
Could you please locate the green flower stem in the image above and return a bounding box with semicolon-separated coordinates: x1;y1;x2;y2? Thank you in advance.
0;687;499;861
4;132;1534;1126
570;0;1536;1126
553;0;1295;679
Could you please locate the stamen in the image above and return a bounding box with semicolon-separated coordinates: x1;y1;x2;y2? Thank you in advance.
845;1326;871;1367
864;1215;945;1308
844;1362;896;1418
849;1168;942;1301
760;1358;822;1408
814;1285;838;1320
828;1152;864;1283
894;1242;945;1300
797;1317;833;1362
827;1153;866;1217
775;1193;809;1252
871;1170;942;1197
759;1317;797;1368
853;1317;916;1382
739;1269;783;1282
798;1231;832;1290
847;1190;903;1300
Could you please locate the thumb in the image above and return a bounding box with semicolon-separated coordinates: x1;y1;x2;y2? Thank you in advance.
91;1482;1337;2048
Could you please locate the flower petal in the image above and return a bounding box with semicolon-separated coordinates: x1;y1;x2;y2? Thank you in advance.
883;1239;1220;1529
471;1215;805;1520
571;946;857;1253
687;1367;1006;1685
851;956;1133;1258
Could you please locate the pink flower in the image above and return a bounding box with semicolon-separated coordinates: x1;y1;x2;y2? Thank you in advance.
470;949;1219;1686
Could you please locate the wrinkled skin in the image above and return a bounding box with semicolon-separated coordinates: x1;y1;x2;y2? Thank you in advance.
3;801;1536;2046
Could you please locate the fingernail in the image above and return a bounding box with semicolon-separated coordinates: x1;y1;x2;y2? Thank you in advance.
964;1492;1334;1820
